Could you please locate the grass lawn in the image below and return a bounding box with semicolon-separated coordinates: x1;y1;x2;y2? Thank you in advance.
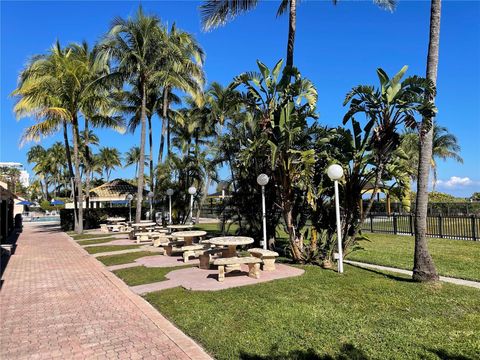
84;245;141;254
77;237;117;246
348;233;480;281
71;233;120;240
96;251;158;266
113;265;192;286
145;265;479;360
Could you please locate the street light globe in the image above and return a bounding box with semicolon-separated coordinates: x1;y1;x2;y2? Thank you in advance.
126;194;133;201
327;164;344;181
188;186;197;195
166;188;174;196
148;191;154;199
257;174;269;186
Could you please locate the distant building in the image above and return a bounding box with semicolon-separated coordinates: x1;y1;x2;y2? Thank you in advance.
0;162;30;187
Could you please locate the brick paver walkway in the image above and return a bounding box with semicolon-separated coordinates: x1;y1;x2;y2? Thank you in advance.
0;224;212;360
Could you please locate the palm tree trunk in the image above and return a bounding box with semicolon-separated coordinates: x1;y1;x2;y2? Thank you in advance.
413;0;440;282
84;119;91;210
148;115;154;192
72;116;83;234
136;81;148;223
158;86;170;166
286;0;296;69
63;121;78;226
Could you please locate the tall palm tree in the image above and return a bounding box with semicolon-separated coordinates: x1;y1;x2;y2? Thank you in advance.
414;0;441;282
26;145;51;199
102;6;164;222
156;24;205;166
124;146;149;178
200;0;396;69
98;147;122;181
48;142;67;196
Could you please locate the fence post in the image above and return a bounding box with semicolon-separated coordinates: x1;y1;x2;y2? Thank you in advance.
370;214;374;233
472;215;477;241
409;214;414;236
438;215;443;238
393;214;398;235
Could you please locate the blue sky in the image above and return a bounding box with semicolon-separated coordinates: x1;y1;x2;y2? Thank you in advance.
1;0;479;197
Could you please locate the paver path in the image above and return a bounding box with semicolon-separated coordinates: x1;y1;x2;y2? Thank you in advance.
0;223;212;360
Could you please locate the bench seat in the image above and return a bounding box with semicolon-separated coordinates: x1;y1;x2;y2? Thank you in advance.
248;248;279;271
198;247;225;269
213;256;262;282
181;244;209;262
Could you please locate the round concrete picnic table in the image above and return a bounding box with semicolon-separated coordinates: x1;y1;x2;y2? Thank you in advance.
167;224;194;231
172;230;207;246
106;217;126;223
208;236;254;257
131;222;156;232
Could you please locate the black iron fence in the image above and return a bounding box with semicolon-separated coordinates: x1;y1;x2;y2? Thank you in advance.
367;201;480;216
362;213;479;240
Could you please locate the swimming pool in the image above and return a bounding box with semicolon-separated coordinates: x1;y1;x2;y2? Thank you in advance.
24;216;60;222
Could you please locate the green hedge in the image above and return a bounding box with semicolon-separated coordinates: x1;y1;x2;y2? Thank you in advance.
60;207;150;231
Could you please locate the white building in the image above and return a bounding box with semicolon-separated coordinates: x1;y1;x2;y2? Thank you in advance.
0;162;30;187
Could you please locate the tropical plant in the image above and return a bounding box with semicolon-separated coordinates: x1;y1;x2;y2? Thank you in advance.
102;6;164;222
200;0;396;69
402;124;463;190
97;147;122;181
124;146;149;178
414;0;441;282
342;66;437;237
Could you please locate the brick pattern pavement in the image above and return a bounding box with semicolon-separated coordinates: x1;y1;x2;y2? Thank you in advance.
0;224;212;360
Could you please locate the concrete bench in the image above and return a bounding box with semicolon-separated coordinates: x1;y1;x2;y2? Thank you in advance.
198;248;225;269
152;235;173;247
164;241;185;256
248;248;279;271
213;257;262;282
181;245;209;262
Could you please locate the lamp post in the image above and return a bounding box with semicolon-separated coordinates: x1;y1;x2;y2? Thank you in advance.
188;186;197;224
126;194;133;223
257;174;269;250
327;164;344;274
147;191;154;220
166;189;174;224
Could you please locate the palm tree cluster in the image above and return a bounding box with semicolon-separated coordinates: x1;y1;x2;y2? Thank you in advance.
12;7;205;230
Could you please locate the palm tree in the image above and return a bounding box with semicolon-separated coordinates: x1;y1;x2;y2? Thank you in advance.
102;7;164;222
124;146;149;178
156;24;205;166
401;125;463;190
97;147;122;181
47;142;67;196
200;0;396;69
414;0;442;282
26;145;51;199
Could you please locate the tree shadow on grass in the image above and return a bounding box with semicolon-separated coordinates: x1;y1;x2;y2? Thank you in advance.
346;263;415;283
240;343;369;360
426;348;473;360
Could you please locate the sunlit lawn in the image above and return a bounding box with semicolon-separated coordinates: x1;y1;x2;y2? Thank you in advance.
77;237;117;246
348;233;480;281
113;265;192;286
84;245;141;254
96;251;158;266
70;233;120;240
145;265;479;360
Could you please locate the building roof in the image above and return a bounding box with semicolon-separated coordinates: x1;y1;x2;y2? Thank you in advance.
90;179;145;200
0;183;18;201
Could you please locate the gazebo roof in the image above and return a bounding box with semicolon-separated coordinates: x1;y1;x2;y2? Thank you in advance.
90;179;145;199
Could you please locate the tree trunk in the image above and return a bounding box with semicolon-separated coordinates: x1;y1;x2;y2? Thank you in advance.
413;0;441;282
286;0;296;69
158;87;170;166
72;116;83;234
136;81;148;223
63;122;78;225
148;115;154;192
84;119;91;209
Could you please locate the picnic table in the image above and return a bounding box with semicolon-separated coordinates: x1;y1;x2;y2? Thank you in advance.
131;222;156;232
172;230;207;246
135;231;162;244
208;236;254;258
106;217;126;223
167;224;194;232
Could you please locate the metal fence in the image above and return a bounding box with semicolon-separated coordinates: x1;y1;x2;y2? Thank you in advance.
362;213;479;240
